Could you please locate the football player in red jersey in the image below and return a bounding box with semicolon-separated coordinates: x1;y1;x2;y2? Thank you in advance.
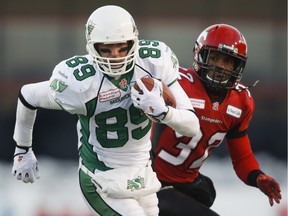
153;24;282;216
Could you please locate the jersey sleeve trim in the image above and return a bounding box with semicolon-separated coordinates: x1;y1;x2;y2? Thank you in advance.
226;125;247;139
247;170;265;187
19;89;37;110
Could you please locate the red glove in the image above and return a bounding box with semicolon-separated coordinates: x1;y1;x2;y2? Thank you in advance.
256;174;282;206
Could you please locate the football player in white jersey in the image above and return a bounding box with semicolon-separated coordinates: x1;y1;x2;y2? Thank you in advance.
11;5;200;216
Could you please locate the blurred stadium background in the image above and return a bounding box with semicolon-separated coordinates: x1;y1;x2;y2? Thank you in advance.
0;0;286;215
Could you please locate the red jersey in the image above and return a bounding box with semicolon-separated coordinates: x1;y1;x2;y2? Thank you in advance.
154;67;261;184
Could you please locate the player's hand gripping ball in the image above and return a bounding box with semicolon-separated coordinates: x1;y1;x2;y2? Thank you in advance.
131;77;176;122
133;77;176;108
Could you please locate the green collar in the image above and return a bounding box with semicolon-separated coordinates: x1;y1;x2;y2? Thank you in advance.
104;67;134;92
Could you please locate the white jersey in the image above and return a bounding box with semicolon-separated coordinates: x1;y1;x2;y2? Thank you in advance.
49;40;179;171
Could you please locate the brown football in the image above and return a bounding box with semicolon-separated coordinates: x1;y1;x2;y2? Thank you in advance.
133;77;176;108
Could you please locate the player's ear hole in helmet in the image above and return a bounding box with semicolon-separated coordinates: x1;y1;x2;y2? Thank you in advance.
193;24;247;91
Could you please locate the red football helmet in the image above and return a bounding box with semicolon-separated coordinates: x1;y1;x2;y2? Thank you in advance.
193;24;248;90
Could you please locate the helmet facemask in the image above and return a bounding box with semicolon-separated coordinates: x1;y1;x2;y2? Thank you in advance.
194;44;246;91
86;40;138;77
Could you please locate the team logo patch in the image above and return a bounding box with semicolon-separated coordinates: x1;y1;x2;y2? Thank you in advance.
190;98;205;109
119;78;128;90
50;79;67;93
226;105;242;118
212;102;219;111
87;20;95;36
99;89;121;102
127;176;145;191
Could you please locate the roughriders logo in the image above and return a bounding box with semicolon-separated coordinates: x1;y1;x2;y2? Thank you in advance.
86;20;95;37
127;176;145;191
50;79;67;93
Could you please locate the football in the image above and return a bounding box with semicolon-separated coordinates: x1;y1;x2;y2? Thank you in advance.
133;77;176;108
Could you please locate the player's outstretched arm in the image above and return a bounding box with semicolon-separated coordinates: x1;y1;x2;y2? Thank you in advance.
12;81;61;183
226;136;282;206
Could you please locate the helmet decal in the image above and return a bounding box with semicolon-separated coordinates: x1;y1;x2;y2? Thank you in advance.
87;20;95;36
